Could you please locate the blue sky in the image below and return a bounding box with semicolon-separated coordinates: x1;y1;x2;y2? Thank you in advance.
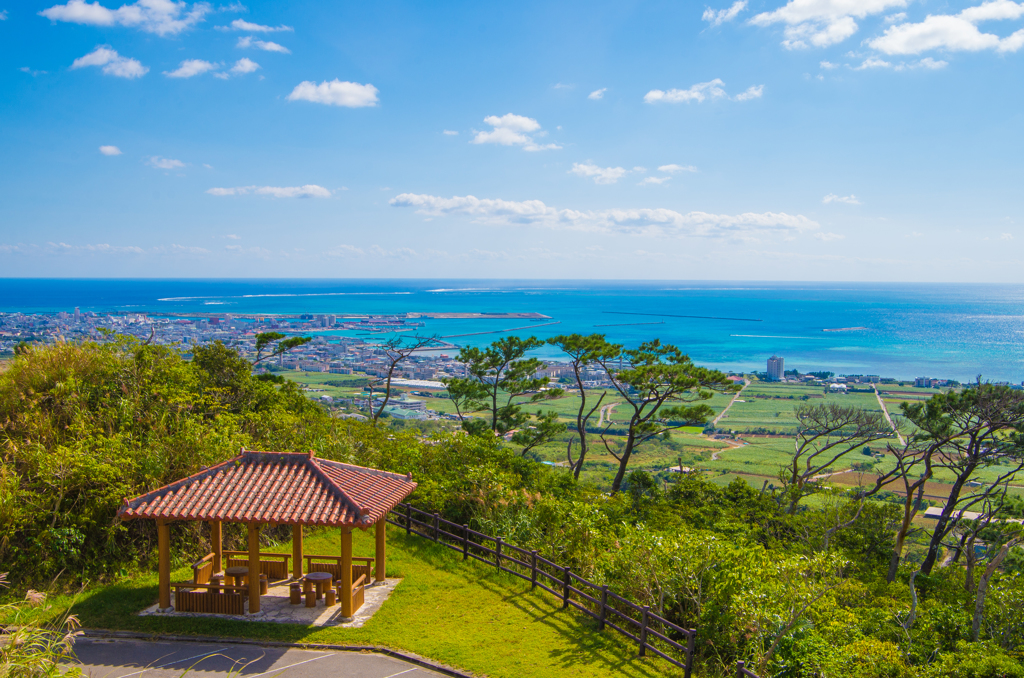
1;0;1023;280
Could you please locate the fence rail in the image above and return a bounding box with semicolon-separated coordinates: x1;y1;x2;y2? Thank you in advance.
736;661;761;677
387;502;696;678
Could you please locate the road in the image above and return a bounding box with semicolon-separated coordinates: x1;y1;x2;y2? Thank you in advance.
71;637;449;678
712;380;748;426
873;385;906;447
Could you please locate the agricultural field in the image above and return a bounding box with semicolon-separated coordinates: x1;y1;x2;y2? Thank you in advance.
715;382;885;435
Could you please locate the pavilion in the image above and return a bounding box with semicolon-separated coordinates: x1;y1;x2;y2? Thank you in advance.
118;449;417;617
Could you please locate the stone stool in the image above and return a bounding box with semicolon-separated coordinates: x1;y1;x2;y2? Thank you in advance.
325;588;336;607
259;573;269;595
289;582;301;605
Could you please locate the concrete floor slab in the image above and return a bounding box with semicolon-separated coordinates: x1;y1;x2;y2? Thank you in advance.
138;579;400;628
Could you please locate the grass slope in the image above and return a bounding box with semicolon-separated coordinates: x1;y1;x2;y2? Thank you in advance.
33;526;682;678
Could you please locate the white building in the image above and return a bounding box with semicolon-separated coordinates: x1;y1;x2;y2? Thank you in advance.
767;355;784;381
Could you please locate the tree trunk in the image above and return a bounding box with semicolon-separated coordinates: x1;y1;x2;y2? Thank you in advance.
886;548;901;583
610;434;637;494
972;543;1013;641
920;472;973;575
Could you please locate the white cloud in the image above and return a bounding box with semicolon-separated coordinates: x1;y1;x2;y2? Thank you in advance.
70;46;148;78
40;0;211;36
206;185;332;198
588;88;607;100
471;113;561;151
823;193;861;204
99;145;122;155
390;193;819;239
1001;233;1014;240
869;2;1024;55
639;177;671;185
225;234;241;239
814;232;846;241
569;163;628;184
885;12;907;22
750;0;907;49
633;166;647;173
703;1;748;26
286;79;379;107
734;84;764;100
230;57;259;74
442;130;459;135
148;156;184;169
855;56;892;69
659;164;697;173
645;79;763;103
224;18;292;31
820;60;839;68
164;58;218;78
0;10;7;19
237;36;290;53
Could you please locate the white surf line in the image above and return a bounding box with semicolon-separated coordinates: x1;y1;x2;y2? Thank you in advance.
116;648;230;677
873;384;905;447
245;653;330;678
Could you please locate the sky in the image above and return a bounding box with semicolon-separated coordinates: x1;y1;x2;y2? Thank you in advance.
1;0;1023;281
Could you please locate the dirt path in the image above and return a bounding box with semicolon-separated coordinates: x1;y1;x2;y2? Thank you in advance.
713;379;748;426
873;384;905;446
597;402;619;426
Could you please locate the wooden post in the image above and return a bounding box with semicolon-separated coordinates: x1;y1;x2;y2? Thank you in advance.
292;524;303;579
598;585;609;631
210;520;222;574
157;519;171;610
247;522;261;614
341;526;353;617
530;551;538;589
405;504;411;535
639;606;650;657
432;513;439;542
462;525;469;561
562;568;571;609
496;537;502;570
736;661;745;678
685;629;697;678
375;520;386;583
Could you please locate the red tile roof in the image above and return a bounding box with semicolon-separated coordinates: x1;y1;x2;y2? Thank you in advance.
118;450;416;527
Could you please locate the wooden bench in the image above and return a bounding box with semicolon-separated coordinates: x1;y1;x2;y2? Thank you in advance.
334;574;367;614
224;551;291;581
305;555;374;584
171;582;246;615
191;553;215;585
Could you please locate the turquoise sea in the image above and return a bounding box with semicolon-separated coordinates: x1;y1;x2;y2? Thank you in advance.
1;279;1022;383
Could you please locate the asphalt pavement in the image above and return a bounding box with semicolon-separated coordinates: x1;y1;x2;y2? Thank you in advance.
71;637;449;678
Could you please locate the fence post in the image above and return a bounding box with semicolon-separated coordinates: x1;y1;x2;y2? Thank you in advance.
562;568;571;609
736;661;745;678
638;606;649;657
530;550;538;590
432;513;439;542
405;504;411;535
684;629;696;678
462;525;469;561
598;585;608;631
496;537;503;570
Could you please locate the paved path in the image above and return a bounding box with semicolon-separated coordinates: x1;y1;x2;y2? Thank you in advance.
873;385;905;447
712;380;748;426
71;637;447;678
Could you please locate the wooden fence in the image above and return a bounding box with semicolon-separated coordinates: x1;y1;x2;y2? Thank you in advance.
386;502;696;678
736;661;761;677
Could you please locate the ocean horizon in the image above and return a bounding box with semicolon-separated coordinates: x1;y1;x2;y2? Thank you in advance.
2;278;1022;383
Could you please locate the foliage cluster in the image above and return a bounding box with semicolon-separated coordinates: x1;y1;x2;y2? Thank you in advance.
2;339;1024;677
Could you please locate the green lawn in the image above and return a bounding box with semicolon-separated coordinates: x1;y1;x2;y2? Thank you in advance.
28;526;684;678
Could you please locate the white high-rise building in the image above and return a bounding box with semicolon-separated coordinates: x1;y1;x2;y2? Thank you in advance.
767;355;784;381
